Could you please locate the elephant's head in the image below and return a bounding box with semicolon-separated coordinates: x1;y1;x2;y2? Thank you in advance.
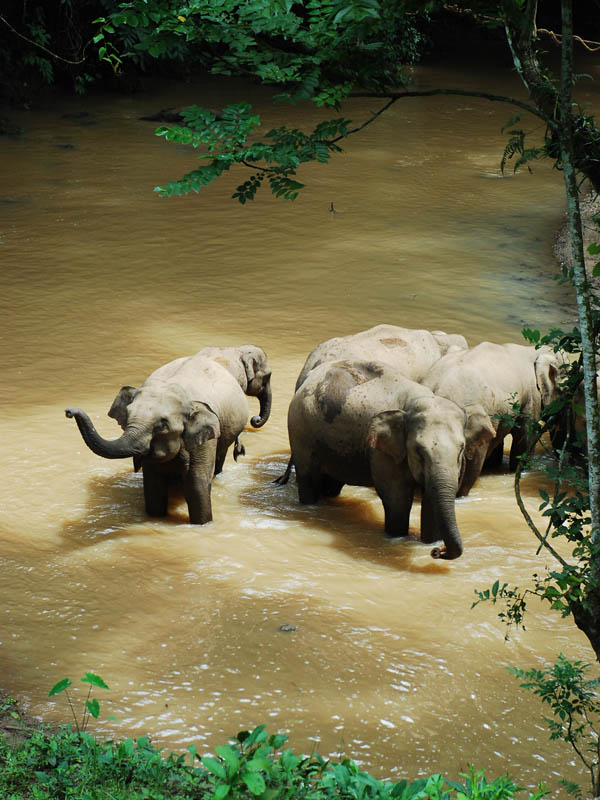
535;348;568;410
431;330;469;356
65;386;221;465
457;403;497;495
206;345;272;428
367;396;471;560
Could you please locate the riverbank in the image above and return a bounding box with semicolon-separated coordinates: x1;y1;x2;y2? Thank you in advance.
554;190;600;290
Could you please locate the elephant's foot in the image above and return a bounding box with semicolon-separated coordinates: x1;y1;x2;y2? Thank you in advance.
188;508;213;525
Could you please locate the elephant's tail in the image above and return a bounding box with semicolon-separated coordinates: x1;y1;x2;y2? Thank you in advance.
233;437;246;461
274;457;294;485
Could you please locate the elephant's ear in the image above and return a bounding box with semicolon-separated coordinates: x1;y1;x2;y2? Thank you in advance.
367;410;407;464
464;404;495;460
183;402;221;449
108;386;138;428
535;352;564;408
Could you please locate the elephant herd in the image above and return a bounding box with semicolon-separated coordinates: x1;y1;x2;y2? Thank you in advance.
65;325;567;561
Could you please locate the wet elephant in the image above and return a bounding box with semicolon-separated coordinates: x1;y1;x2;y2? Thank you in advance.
421;341;566;495
65;350;265;524
287;359;494;560
277;324;468;484
197;344;272;428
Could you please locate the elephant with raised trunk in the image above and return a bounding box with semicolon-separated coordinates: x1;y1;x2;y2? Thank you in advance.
197;344;272;428
287;359;494;560
277;324;468;484
65;347;271;524
421;342;566;495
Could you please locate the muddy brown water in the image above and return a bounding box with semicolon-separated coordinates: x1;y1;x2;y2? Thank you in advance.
2;52;600;792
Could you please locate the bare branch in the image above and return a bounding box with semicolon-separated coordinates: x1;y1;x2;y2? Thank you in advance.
350;88;554;127
0;13;92;65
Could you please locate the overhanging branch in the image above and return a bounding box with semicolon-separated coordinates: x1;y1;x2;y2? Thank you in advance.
349;88;554;129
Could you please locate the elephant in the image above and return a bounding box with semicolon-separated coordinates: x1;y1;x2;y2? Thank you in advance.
196;344;272;428
294;324;468;391
421;342;566;496
65;349;266;524
277;324;468;484
287;359;495;560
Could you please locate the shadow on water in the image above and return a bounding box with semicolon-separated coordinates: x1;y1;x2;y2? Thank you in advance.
57;451;449;575
239;455;454;576
58;468;180;548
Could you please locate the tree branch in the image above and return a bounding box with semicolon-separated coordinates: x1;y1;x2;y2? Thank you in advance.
0;13;92;65
349;88;554;128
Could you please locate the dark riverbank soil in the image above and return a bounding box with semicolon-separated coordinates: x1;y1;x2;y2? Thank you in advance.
0;690;41;744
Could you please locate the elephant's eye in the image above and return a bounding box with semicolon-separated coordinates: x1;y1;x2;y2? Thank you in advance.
155;418;169;433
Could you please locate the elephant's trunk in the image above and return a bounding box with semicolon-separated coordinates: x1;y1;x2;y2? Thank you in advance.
65;407;151;459
423;476;463;561
250;379;272;428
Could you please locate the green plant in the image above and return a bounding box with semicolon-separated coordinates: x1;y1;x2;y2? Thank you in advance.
510;655;600;799
48;672;110;735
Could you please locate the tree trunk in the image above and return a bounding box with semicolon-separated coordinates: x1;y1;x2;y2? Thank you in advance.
556;0;600;659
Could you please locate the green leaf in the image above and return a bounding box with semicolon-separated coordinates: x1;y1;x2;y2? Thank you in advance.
242;772;266;795
215;745;240;777
214;785;230;800
245;757;271;772
81;673;109;690
86;698;101;719
202;756;228;780
49;678;72;697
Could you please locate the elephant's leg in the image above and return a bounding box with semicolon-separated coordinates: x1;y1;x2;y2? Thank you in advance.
320;473;344;498
371;451;414;537
214;438;230;476
379;486;414;538
509;420;532;471
420;498;438;544
184;442;217;524
142;464;169;517
484;443;504;468
295;454;322;505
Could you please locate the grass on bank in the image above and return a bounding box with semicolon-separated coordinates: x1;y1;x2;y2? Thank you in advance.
0;717;548;800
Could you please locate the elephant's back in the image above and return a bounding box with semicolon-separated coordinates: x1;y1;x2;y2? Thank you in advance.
297;325;453;388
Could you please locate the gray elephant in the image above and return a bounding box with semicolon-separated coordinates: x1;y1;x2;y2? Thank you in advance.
294;324;468;391
277;324;468;484
421;342;566;495
287;359;494;560
65;348;268;524
196;344;272;428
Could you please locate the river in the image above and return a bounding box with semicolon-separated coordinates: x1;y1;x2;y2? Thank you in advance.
1;50;598;793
